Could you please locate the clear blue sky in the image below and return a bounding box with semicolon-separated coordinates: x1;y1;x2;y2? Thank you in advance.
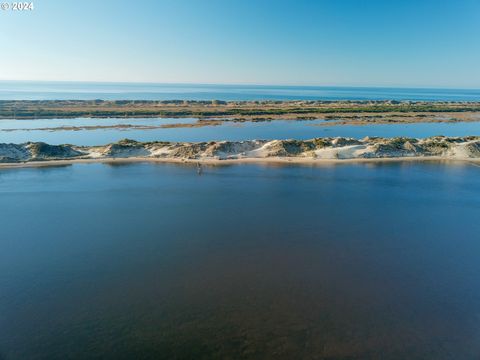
1;0;479;87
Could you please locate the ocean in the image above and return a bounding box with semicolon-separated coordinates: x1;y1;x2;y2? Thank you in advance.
1;81;480;101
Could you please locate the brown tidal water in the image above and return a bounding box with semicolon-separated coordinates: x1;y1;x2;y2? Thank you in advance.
1;161;480;359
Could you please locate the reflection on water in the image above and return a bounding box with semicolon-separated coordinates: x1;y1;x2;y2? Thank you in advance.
0;117;198;130
1;118;480;145
1;162;480;359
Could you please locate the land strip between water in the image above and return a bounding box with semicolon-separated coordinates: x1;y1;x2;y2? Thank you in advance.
1;100;480;127
1;136;480;168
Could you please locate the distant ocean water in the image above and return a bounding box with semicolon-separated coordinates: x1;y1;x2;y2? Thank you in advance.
0;81;479;101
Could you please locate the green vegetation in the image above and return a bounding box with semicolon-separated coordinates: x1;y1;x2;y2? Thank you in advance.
1;100;479;120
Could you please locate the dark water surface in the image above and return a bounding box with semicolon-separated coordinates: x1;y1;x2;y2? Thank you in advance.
1;162;480;359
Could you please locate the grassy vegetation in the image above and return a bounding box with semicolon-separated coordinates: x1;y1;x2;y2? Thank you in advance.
1;100;480;120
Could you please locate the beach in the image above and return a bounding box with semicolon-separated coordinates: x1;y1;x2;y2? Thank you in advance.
1;155;480;170
1;136;480;169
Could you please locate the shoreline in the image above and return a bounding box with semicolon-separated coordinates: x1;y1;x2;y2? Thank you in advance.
1;156;480;170
2;137;480;169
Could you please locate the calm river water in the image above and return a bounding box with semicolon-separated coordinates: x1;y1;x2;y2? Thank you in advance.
1;118;480;145
1;161;480;359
